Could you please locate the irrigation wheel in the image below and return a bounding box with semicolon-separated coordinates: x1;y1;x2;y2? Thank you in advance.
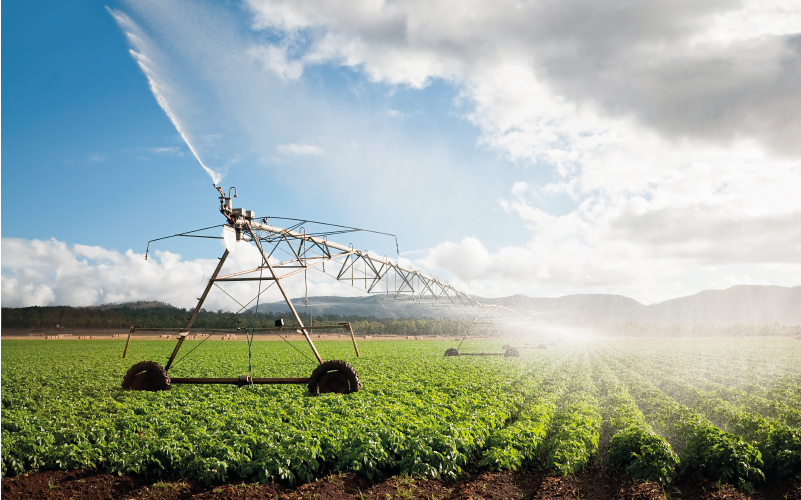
122;361;171;391
444;348;460;357
504;347;520;357
308;360;361;395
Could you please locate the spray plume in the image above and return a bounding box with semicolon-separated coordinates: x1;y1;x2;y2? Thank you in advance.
108;8;222;185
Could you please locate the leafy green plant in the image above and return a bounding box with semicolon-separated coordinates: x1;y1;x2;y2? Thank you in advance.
2;337;799;488
607;427;678;485
682;427;764;491
544;393;601;475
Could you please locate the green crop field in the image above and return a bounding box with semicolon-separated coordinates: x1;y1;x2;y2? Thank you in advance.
2;338;800;490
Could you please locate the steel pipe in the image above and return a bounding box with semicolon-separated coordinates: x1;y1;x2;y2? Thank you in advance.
170;377;309;385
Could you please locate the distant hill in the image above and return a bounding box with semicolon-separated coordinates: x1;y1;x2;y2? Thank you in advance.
87;300;174;311
256;294;478;320
3;285;798;332
261;285;801;326
482;285;801;326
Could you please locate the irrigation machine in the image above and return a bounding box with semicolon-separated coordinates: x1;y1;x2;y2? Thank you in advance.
443;309;521;358
121;185;489;394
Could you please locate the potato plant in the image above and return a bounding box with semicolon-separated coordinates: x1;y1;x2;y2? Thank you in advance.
2;337;799;488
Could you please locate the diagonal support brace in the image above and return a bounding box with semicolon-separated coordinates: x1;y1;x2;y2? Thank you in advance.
164;249;230;371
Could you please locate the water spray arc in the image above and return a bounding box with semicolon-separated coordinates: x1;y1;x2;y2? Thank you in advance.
108;8;222;186
121;185;495;394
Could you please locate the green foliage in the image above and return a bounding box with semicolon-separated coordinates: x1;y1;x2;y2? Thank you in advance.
1;340;518;483
2;337;799;488
606;342;801;482
595;359;678;485
607;427;678;485
682;426;765;491
542;355;602;476
544;392;601;475
480;393;560;470
762;427;801;480
478;360;567;471
0;304;474;336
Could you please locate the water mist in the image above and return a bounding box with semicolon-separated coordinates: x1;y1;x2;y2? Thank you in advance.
108;8;222;185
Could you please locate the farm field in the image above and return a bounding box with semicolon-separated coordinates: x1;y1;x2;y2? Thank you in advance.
2;337;800;496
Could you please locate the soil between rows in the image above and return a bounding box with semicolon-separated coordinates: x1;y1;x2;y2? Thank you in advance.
3;466;799;500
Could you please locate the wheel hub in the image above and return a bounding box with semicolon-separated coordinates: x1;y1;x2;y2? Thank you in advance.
318;370;350;394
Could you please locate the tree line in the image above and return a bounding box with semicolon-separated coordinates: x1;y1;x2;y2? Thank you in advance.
0;304;477;337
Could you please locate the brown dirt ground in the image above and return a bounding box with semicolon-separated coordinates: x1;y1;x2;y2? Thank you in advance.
3;466;799;500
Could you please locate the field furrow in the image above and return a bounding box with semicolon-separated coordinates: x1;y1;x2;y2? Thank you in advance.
542;350;602;476
3;337;800;490
592;353;678;485
607;349;801;480
599;351;766;490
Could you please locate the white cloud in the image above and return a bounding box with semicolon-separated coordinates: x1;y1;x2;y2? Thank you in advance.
1;238;362;309
98;0;801;303
277;143;325;156
241;1;801;304
245;0;801;157
419;166;801;303
248;44;304;80
510;181;529;197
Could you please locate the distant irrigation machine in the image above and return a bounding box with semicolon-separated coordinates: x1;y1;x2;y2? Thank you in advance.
443;309;521;358
121;184;490;394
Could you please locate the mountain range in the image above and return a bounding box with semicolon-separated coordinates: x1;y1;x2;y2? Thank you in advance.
260;285;800;326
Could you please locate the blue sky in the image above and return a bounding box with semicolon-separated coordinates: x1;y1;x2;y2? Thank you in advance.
3;0;801;309
2;1;527;256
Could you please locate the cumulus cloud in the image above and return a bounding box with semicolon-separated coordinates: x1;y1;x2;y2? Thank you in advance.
248;44;304;80
610;205;801;264
241;1;801;304
245;0;801;157
1;238;361;309
418;159;801;303
84;0;801;303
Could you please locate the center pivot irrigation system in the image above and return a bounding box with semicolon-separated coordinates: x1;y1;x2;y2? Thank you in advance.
443;309;521;358
122;184;499;394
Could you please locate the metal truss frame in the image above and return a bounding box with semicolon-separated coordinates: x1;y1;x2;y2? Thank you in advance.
129;185;512;373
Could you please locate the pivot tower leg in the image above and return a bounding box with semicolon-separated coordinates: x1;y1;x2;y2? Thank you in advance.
165;249;230;371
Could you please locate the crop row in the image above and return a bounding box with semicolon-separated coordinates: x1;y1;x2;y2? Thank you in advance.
605;348;801;481
479;356;566;470
3;339;800;488
600;351;766;490
2;341;533;483
604;341;801;426
592;356;678;485
608;339;801;400
541;351;601;475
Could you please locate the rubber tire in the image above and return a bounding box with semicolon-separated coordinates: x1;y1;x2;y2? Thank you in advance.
122;361;171;391
444;348;460;357
504;348;520;357
308;360;361;395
